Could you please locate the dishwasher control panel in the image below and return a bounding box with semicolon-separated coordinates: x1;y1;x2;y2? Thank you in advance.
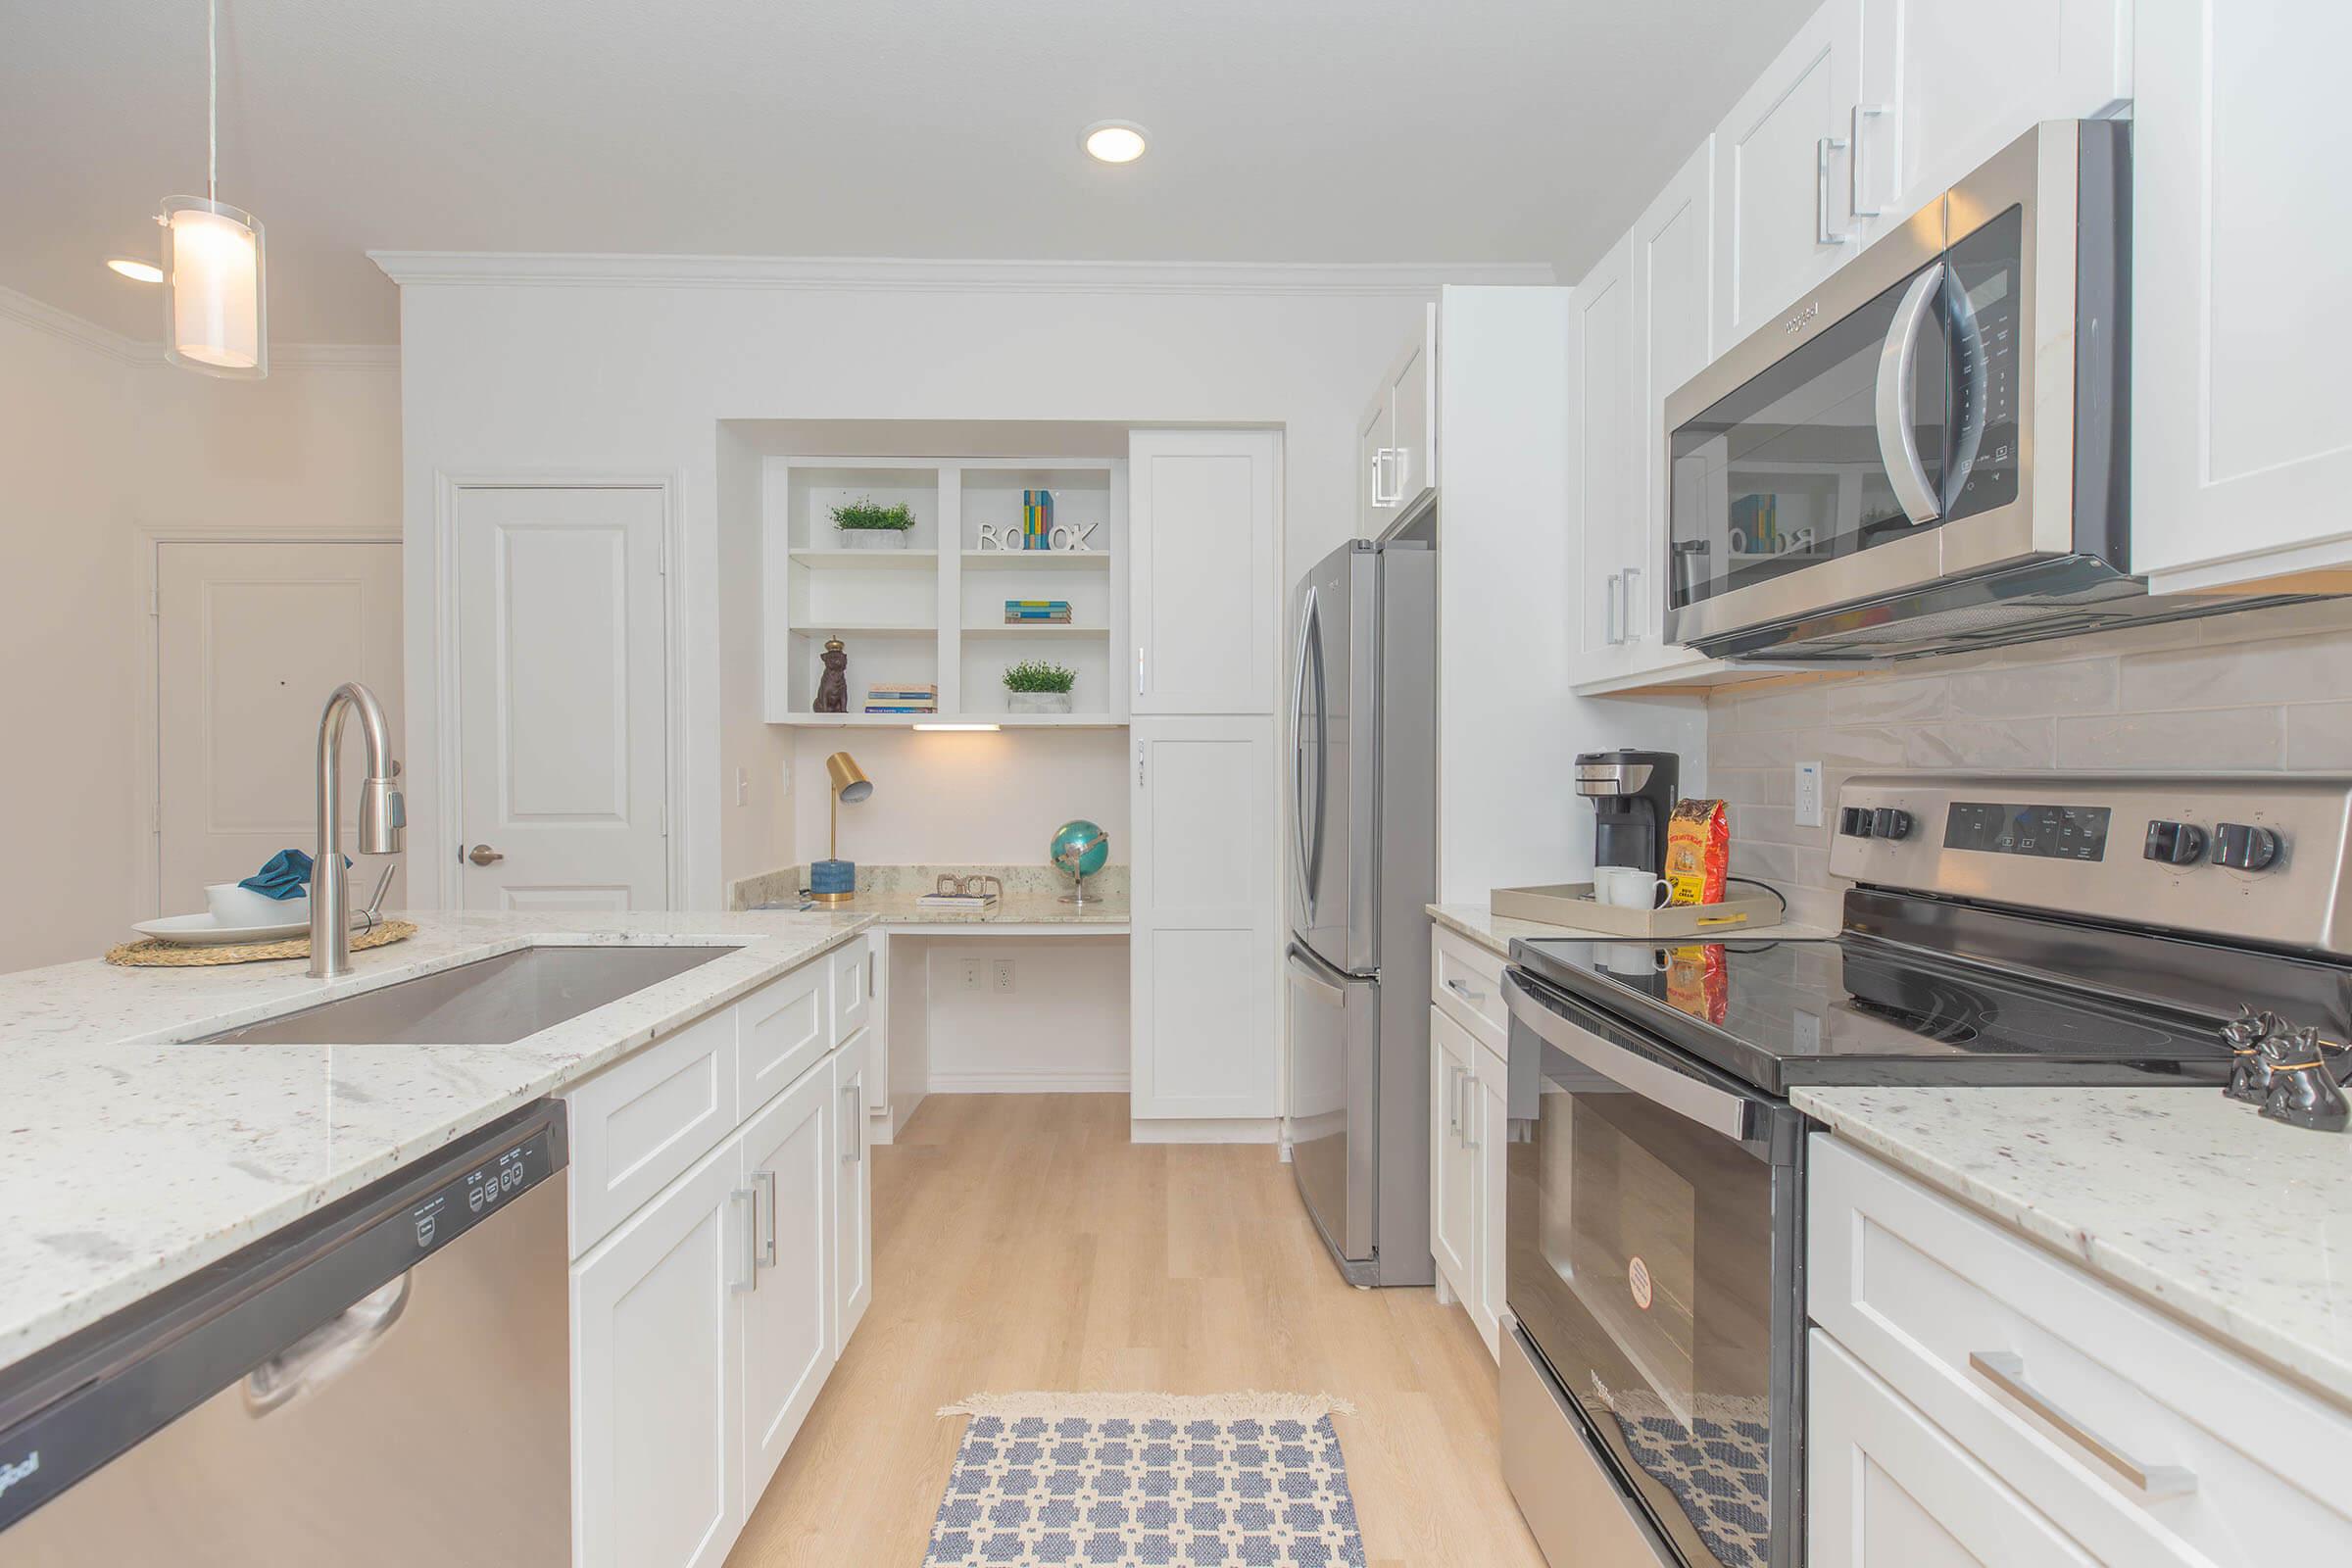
406;1123;560;1254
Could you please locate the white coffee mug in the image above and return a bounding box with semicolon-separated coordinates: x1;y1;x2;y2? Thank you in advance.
1593;866;1672;910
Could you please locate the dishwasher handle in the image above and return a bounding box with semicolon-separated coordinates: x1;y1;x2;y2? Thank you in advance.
242;1274;412;1414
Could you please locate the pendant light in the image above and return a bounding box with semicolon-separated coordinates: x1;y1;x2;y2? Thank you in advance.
159;0;266;376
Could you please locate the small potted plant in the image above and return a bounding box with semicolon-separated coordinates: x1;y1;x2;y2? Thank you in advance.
1004;659;1077;714
830;496;916;550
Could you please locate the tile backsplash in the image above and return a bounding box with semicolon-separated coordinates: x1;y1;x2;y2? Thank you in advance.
1706;599;2352;927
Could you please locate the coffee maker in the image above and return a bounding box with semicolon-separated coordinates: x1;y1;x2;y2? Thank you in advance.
1575;749;1680;874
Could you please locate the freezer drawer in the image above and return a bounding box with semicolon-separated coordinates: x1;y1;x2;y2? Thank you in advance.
1286;943;1379;1272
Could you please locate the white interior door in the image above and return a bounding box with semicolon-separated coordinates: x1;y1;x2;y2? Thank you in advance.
155;539;403;917
455;486;669;910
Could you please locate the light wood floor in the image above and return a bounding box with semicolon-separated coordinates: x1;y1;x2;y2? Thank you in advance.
728;1093;1547;1567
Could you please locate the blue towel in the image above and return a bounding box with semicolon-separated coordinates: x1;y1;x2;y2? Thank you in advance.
238;849;350;901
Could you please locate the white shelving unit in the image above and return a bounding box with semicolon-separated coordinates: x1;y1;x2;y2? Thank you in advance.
762;457;1127;727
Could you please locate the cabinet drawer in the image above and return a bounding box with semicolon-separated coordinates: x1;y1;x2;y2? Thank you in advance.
736;959;828;1115
1810;1135;2352;1566
827;936;871;1046
565;1004;739;1256
1430;927;1505;1049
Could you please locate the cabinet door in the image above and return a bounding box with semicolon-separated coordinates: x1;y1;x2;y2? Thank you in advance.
737;1060;835;1513
1570;232;1637;675
1811;1332;2098;1567
1626;140;1718;673
1129;430;1281;714
1131;717;1278;1119
828;935;872;1045
1713;0;1866;350
1856;0;2131;238
1474;1042;1509;1361
2134;2;2352;589
572;1143;746;1568
832;1037;872;1352
1388;303;1440;517
1356;391;1394;538
1427;1006;1477;1299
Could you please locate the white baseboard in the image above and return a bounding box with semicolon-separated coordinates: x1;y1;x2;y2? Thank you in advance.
1128;1117;1284;1146
925;1069;1132;1094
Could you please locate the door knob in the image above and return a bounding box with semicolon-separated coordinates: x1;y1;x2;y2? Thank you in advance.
467;844;505;865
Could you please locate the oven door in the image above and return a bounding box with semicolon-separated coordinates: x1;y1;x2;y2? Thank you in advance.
1502;968;1805;1568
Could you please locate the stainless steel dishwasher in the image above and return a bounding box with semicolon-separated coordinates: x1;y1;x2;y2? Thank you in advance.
0;1101;569;1565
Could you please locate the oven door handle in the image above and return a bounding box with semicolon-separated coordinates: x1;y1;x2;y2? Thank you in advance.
1504;970;1753;1140
1875;260;1947;526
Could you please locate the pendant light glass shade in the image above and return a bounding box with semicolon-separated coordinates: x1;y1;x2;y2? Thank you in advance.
160;196;267;377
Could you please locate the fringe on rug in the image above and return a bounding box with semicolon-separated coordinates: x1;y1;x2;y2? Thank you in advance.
938;1391;1358;1423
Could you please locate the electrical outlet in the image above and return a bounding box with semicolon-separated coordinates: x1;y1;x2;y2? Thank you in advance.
1794;760;1824;828
992;959;1016;994
958;959;985;993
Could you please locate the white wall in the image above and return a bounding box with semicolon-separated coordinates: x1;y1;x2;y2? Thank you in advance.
919;938;1129;1093
0;291;401;971
793;728;1126;870
386;268;1501;906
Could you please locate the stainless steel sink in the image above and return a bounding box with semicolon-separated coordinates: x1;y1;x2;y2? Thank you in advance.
195;945;739;1045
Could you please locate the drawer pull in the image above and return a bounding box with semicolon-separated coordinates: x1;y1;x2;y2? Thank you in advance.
1968;1351;2196;1497
1445;978;1487;1004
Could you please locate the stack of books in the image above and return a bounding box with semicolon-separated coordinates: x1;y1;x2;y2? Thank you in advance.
1021;488;1054;549
1004;600;1072;625
863;683;939;714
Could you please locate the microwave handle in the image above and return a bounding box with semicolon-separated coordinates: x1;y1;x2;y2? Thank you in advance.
1875;260;1947;526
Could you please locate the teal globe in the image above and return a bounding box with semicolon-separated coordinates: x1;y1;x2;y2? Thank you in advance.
1051;819;1110;880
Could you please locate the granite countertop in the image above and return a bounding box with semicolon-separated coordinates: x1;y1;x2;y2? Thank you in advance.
758;888;1128;924
738;862;1127;925
1426;900;1831;958
0;908;871;1376
1795;1085;2352;1410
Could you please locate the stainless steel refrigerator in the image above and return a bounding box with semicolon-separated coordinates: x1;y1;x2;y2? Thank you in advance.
1286;530;1436;1287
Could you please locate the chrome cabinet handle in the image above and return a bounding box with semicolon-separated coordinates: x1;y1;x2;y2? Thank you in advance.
1460;1079;1480;1151
754;1169;778;1267
1385;446;1409;506
466;844;504;865
1604;572;1622;646
842;1084;863;1163
1623;566;1643;642
1135;646;1145;698
1850;103;1889;217
1816;135;1851;245
1968;1352;2195;1497
1445;977;1486;1004
1447;1062;1466;1137
731;1187;759;1293
1875;262;1948;525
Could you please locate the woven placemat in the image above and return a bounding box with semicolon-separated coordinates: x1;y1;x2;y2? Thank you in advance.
106;919;417;968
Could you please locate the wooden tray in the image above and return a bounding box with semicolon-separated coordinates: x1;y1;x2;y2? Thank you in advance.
1489;884;1781;939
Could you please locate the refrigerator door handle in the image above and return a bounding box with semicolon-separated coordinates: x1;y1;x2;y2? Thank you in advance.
1286;943;1348;1007
1290;587;1319;922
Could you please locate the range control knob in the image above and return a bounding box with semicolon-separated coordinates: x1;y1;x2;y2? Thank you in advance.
2143;820;2208;865
2213;822;2282;872
1870;808;1914;842
1838;806;1875;839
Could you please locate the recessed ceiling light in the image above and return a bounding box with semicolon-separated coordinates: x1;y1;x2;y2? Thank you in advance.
1081;121;1149;165
107;257;164;283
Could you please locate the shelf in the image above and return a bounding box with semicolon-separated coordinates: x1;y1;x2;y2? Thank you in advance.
960;550;1111;571
960;623;1108;639
787;622;937;637
791;548;938;571
773;711;1125;729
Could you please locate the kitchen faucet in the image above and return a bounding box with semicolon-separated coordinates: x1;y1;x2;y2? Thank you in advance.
312;681;405;979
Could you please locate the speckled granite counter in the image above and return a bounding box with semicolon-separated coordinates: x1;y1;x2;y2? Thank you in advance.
1794;1085;2352;1409
0;909;870;1374
1426;900;1829;957
758;888;1127;925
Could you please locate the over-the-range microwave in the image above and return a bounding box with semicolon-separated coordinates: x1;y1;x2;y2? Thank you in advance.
1661;119;2306;662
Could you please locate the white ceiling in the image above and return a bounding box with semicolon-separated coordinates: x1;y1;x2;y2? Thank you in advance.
4;0;1818;344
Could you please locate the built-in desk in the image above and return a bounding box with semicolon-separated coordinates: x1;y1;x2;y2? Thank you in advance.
753;869;1128;1137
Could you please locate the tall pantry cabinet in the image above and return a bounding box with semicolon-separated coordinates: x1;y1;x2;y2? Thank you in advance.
1128;430;1283;1133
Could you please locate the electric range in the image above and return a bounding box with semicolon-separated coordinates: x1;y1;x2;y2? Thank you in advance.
1496;772;2352;1568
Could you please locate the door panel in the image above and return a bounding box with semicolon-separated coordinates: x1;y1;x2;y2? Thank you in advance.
1286;947;1377;1262
1574;234;1636;665
832;1042;871;1351
1129;431;1279;715
738;1062;833;1511
456;486;668;910
1356;393;1394;537
1428;1005;1476;1290
1629;142;1717;675
1388;307;1439;514
155;540;402;917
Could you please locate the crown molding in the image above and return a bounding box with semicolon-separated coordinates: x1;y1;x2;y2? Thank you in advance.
0;283;397;369
368;251;1558;295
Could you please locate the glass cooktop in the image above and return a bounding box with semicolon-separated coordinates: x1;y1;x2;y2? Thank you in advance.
1509;933;2232;1095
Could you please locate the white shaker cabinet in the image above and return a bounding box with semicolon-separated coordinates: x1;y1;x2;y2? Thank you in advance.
2133;1;2352;591
1427;1004;1478;1298
1129;429;1281;715
1427;924;1509;1360
1853;0;2132;243
831;1038;872;1352
1356;305;1440;535
1711;0;1866;350
1571;232;1637;676
1131;717;1278;1122
736;1061;835;1515
571;1140;746;1568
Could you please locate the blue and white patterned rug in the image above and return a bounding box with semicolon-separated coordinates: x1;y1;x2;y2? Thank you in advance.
926;1392;1366;1568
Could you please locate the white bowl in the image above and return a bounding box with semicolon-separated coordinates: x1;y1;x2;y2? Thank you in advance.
206;882;308;928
